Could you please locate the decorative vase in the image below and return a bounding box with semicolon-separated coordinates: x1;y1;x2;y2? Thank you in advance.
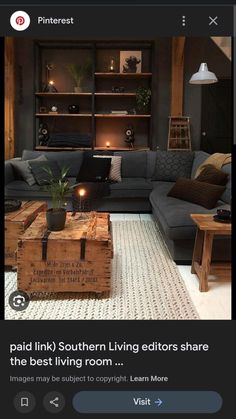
74;86;82;93
46;208;66;231
68;104;80;114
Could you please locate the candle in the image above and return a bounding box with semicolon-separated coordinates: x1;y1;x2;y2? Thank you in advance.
109;59;115;72
106;141;110;148
78;188;86;197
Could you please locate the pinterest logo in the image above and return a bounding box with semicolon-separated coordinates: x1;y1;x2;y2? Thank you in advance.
16;16;25;26
10;11;30;31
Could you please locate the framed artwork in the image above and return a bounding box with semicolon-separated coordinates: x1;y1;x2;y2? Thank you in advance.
120;51;142;73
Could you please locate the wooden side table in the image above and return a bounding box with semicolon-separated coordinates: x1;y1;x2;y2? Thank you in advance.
191;214;231;292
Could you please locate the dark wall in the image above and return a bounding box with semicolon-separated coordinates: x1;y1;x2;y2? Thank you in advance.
152;38;172;150
13;37;231;156
14;38;35;156
184;37;231;150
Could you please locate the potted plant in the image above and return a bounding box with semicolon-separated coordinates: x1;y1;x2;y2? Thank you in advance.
136;87;152;114
43;166;71;231
66;60;92;93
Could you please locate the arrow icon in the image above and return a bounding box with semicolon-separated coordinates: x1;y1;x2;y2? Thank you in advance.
154;398;163;407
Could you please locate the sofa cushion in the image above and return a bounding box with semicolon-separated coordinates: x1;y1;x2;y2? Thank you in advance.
29;160;61;185
10;155;47;186
110;178;152;198
22;150;84;177
191;151;209;178
150;182;228;240
114;151;147;178
93;155;122;182
195;164;228;185
152;151;194;181
220;163;231;204
168;178;225;209
76;156;111;182
146;151;157;178
6;180;41;192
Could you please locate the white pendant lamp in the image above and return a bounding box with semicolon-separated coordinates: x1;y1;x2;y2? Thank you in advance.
189;63;218;84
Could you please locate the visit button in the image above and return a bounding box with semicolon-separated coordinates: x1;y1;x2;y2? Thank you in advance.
72;391;222;414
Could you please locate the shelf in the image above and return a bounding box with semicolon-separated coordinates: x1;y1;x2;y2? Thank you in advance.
35;113;92;117
95;114;151;118
95;92;136;96
35;146;92;151
95;147;150;151
35;92;92;96
95;72;152;78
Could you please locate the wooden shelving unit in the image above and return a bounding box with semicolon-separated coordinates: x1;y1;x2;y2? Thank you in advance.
35;92;92;97
168;116;191;151
35;146;92;151
95;72;152;78
95;114;151;118
35;41;153;150
35;113;92;117
94;92;136;96
95;146;149;151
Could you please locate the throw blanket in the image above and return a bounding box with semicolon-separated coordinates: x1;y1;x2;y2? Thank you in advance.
47;133;92;148
71;182;110;212
194;153;231;178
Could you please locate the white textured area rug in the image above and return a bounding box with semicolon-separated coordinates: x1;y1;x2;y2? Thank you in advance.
5;221;199;320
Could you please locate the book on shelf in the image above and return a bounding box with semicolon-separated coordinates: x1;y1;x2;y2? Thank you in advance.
111;110;128;115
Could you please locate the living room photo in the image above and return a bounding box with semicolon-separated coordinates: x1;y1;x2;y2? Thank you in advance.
4;36;232;321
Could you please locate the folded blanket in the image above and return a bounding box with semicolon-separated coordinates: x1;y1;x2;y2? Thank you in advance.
194;153;231;178
47;133;92;148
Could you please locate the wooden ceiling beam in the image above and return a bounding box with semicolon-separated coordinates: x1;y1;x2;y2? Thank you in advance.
170;37;186;116
5;37;15;160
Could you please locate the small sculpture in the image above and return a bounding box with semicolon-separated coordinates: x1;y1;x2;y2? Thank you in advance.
124;126;135;148
123;56;141;73
68;104;80;114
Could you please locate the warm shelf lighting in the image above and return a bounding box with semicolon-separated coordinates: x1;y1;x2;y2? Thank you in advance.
49;80;55;85
106;141;111;148
109;59;115;72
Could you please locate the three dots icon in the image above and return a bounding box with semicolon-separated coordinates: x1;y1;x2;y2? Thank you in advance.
182;16;186;27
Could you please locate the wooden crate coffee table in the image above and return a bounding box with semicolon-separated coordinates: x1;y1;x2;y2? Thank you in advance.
5;201;47;268
17;212;112;295
191;214;231;292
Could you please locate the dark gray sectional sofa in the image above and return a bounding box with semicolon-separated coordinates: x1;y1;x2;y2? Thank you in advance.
5;149;231;262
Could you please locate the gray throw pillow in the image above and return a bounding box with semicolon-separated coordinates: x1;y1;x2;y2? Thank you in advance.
152;151;194;181
29;160;61;186
10;155;47;186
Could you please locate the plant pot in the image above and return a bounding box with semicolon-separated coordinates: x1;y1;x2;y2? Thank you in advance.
46;208;66;231
74;86;82;93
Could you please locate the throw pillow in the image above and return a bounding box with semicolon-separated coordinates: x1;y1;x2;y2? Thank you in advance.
195;164;228;186
76;156;111;182
152;151;194;181
93;155;122;182
29;160;61;186
10;155;48;186
168;178;225;209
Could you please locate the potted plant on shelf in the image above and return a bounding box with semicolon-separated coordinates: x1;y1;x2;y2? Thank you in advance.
44;166;71;231
136;87;152;114
66;61;92;93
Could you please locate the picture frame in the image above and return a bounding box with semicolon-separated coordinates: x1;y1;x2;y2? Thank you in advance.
120;51;142;73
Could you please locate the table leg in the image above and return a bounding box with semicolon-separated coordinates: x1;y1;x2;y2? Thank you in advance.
191;228;204;274
199;232;214;292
